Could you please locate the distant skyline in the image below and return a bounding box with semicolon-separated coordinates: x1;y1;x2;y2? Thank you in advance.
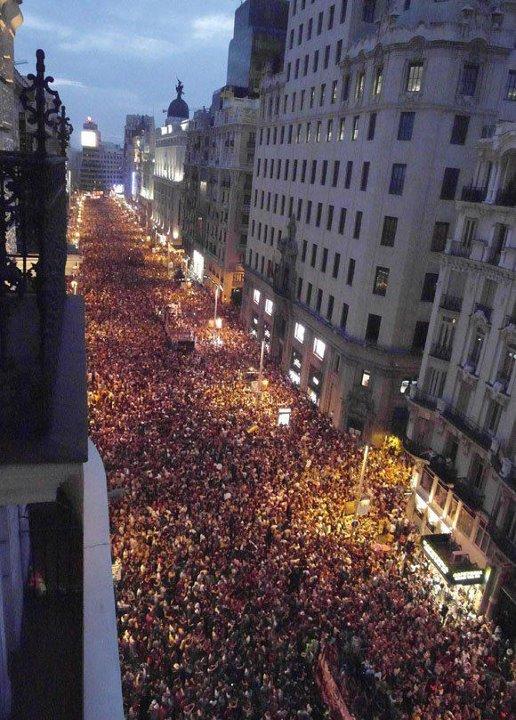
16;0;244;145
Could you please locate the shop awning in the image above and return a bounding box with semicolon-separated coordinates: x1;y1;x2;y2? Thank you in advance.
422;533;485;585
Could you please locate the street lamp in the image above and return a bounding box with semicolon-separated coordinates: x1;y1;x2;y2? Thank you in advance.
258;338;266;383
354;443;370;520
213;283;223;326
71;279;78;295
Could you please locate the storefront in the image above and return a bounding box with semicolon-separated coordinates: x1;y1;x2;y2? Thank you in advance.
422;533;488;610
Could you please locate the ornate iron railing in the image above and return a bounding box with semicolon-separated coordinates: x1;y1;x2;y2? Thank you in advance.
461;184;488;203
0;50;72;439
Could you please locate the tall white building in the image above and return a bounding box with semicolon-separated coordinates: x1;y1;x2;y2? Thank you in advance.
406;121;515;629
152;82;189;245
242;0;516;442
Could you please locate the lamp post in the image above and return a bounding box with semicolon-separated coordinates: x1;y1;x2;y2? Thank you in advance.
258;338;266;383
214;284;222;326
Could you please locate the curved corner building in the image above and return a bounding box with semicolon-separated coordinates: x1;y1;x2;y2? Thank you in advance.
241;0;516;443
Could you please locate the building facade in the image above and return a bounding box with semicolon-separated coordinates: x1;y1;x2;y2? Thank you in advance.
405;121;515;630
181;88;258;300
152;82;189;244
242;0;516;442
122;114;154;201
227;0;290;93
0;0;22;152
79;118;124;192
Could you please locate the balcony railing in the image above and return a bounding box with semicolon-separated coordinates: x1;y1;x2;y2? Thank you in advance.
495;187;516;208
441;405;492;451
0;50;72;440
440;293;463;312
461;184;488;203
447;241;471;259
430;345;452;361
409;389;438;410
429;455;457;484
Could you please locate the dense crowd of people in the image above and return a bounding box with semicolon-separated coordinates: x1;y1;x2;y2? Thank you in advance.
77;196;514;720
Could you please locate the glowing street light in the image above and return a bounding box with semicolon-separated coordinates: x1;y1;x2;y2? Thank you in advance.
71;279;78;295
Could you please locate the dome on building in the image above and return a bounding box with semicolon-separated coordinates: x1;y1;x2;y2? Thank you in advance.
167;79;189;121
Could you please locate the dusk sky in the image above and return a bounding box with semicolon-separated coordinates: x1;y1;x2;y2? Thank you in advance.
16;0;243;145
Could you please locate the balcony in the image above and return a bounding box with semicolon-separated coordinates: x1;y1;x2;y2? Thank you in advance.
453;478;485;512
441;405;492;451
408;388;438;411
474;302;492;322
429;455;457;484
430;344;452;361
440;293;463;312
495;186;516;207
402;436;432;461
461;184;487;203
447;241;471;259
487;522;516;565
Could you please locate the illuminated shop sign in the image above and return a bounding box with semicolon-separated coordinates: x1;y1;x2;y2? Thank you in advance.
422;536;485;586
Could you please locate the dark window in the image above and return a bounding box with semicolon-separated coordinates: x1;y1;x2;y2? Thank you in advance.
365;314;381;343
340;0;348;23
297;198;303;221
338;208;346;234
313;50;319;73
347;258;355;285
373;266;389;296
360;162;370;190
301;159;307;183
353;211;363;238
506;70;516;101
345;161;353;188
460;63;479;96
389;163;406;195
367;112;376;140
297;277;303;299
412;321;429;352
342;75;350;101
324;45;330;70
421;272;438;302
316;203;323;227
317;11;323;35
327;294;335;322
398;111;415;141
328;4;335;29
321;160;328;185
306;282;313;305
333;252;341;278
327;205;334;231
336;39;343;65
332;160;340;187
307;17;313;39
306;200;312;224
301;240;307;262
440;167;460;200
316;288;323;313
340;303;349;330
380;216;398;246
310;160;317;184
363;0;376;22
321;247;328;272
450;115;470;145
431;222;449;252
292;160;298;182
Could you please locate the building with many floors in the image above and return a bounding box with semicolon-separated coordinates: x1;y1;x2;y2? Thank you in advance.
0;48;122;719
180;0;289;301
241;0;516;442
79;117;124;192
152;81;190;245
227;0;290;93
405;121;515;632
181;87;258;300
122;114;154;202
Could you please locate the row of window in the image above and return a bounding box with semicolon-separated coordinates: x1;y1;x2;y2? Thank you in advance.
258;111;472;151
255;155;461;201
248;252;430;352
290;0;348;30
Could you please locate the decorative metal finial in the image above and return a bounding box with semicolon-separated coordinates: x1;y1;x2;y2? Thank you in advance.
55;104;73;157
176;78;184;99
20;49;62;155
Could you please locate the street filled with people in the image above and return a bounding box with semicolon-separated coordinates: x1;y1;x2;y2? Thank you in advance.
77;195;514;720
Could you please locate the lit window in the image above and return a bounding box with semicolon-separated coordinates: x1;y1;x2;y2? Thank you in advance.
253;289;261;305
406;61;423;93
373;66;383;96
361;371;371;388
265;299;274;315
313;337;326;360
294;322;306;343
